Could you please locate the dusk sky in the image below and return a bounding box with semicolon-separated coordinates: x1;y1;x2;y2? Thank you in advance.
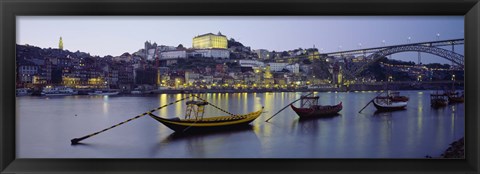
17;16;464;64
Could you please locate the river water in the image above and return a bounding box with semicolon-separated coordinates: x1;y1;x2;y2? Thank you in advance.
16;91;464;158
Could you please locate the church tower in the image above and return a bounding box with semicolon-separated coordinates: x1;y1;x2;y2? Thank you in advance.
59;37;64;50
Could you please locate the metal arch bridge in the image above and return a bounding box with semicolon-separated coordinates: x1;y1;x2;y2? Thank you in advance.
323;38;464;79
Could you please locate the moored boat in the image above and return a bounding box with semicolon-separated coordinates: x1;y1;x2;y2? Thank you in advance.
372;96;407;111
41;86;78;96
431;92;448;108
88;90;120;96
445;91;464;104
16;88;32;96
290;96;342;118
148;99;264;132
148;109;263;132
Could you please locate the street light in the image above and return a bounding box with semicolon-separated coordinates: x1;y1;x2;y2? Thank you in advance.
407;36;412;43
436;33;440;41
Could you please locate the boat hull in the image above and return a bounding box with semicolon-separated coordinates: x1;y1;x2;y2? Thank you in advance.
390;96;409;102
373;100;407;111
448;96;464;104
88;92;120;96
431;99;448;108
148;107;264;132
43;92;77;96
290;102;342;118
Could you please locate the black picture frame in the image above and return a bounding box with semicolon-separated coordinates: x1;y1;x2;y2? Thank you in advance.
1;0;479;173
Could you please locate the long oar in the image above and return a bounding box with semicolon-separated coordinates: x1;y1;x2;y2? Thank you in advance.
265;92;313;122
70;95;191;145
358;91;386;113
358;99;374;113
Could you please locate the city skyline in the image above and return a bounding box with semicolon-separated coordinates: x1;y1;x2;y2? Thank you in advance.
17;16;464;64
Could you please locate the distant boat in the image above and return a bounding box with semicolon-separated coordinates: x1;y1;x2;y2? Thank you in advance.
42;86;78;96
373;95;407;111
290;96;342;118
16;88;31;96
431;92;448;108
445;91;464;104
88;90;120;96
130;90;142;94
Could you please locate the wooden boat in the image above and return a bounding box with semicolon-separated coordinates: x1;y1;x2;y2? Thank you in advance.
148;100;264;132
373;96;407;111
148;108;263;132
388;91;409;102
446;91;464;104
291;103;342;118
290;96;342;118
431;93;448;108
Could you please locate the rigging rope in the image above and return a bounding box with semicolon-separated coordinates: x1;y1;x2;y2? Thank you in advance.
71;95;192;145
191;94;237;117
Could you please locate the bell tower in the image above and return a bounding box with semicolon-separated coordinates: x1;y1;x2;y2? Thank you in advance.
59;37;64;50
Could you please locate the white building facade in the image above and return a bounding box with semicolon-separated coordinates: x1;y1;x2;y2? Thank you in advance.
160;50;187;60
192;49;230;59
267;63;288;72
285;63;300;74
238;59;265;68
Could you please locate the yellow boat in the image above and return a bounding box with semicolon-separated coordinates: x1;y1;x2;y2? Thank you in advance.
148;100;264;132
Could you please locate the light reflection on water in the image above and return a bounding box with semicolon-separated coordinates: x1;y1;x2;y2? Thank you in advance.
16;90;464;158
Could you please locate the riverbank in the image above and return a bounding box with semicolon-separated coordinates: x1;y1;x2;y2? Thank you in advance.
441;137;464;158
120;87;463;95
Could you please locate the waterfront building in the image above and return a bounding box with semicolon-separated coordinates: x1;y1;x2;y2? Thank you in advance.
101;64;119;89
62;76;81;88
87;77;106;89
160;50;187;60
193;32;228;49
135;68;157;85
267;62;288;72
118;64;134;90
264;66;273;79
17;59;39;86
202;75;214;83
185;71;200;83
